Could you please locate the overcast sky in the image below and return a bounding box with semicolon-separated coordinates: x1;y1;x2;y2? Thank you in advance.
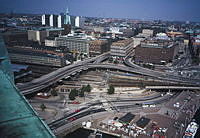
0;0;200;22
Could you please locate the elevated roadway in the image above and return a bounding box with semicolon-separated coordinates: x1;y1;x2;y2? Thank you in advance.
17;53;200;95
123;57;200;85
17;53;110;95
146;86;200;90
87;64;200;85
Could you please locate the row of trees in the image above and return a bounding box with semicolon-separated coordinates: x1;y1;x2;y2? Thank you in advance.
69;84;92;100
68;84;116;100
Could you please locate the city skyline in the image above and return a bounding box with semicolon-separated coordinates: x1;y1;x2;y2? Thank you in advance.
1;0;200;22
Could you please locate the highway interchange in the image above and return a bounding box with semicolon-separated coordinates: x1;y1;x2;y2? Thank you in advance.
17;52;200;95
18;52;200;136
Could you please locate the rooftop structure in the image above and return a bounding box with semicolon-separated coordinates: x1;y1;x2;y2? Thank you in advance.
140;37;174;48
53;35;90;55
136;29;154;38
8;47;66;67
118;112;135;124
111;38;134;57
135;38;179;64
28;30;48;44
156;33;170;40
111;39;133;47
0;36;55;137
89;39;110;56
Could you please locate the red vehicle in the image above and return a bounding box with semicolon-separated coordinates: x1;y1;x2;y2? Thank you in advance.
75;109;80;113
72;101;80;104
68;117;76;121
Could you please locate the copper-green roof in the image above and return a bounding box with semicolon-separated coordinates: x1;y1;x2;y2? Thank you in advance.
0;36;55;138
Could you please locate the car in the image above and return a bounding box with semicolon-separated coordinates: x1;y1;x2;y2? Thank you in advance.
68;117;76;121
75;109;80;113
72;101;80;104
150;104;156;107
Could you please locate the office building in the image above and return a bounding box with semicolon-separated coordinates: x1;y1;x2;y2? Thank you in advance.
49;14;58;27
63;24;72;35
57;15;62;28
137;29;154;38
47;27;64;37
70;16;76;27
53;35;90;55
110;39;134;57
93;26;105;33
49;15;53;27
192;36;200;63
135;39;178;64
89;39;110;56
133;37;146;48
75;16;80;27
45;37;56;47
8;47;66;67
28;27;65;45
1;31;28;46
75;16;85;28
142;29;154;37
28;30;48;44
42;14;50;26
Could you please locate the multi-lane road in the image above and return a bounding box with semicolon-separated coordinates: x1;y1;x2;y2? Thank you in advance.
21;52;200;136
46;91;178;135
123;56;200;86
17;52;200;95
17;53;110;95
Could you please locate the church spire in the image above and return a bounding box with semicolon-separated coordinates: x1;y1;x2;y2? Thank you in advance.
66;7;69;15
66;0;69;15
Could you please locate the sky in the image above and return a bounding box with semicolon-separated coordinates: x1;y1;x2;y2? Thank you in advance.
0;0;200;22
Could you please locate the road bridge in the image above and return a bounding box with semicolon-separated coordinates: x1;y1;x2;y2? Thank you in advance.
87;64;200;86
145;86;200;90
17;53;200;95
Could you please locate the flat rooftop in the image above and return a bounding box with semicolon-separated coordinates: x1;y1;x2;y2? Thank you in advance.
90;40;108;45
8;47;62;59
119;112;135;124
136;117;151;128
111;39;133;47
140;38;175;48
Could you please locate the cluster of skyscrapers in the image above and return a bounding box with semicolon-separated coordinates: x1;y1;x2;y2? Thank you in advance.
42;8;84;28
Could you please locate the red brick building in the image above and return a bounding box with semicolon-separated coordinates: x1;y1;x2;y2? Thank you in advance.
135;39;178;64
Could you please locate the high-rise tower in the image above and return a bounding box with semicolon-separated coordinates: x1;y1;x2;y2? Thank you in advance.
64;7;71;25
42;14;50;26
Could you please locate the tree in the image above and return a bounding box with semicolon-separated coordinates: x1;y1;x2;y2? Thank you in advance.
79;90;85;97
107;85;115;95
71;89;79;96
40;103;46;111
114;60;119;64
51;88;58;96
85;84;92;92
69;89;77;100
81;85;86;92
